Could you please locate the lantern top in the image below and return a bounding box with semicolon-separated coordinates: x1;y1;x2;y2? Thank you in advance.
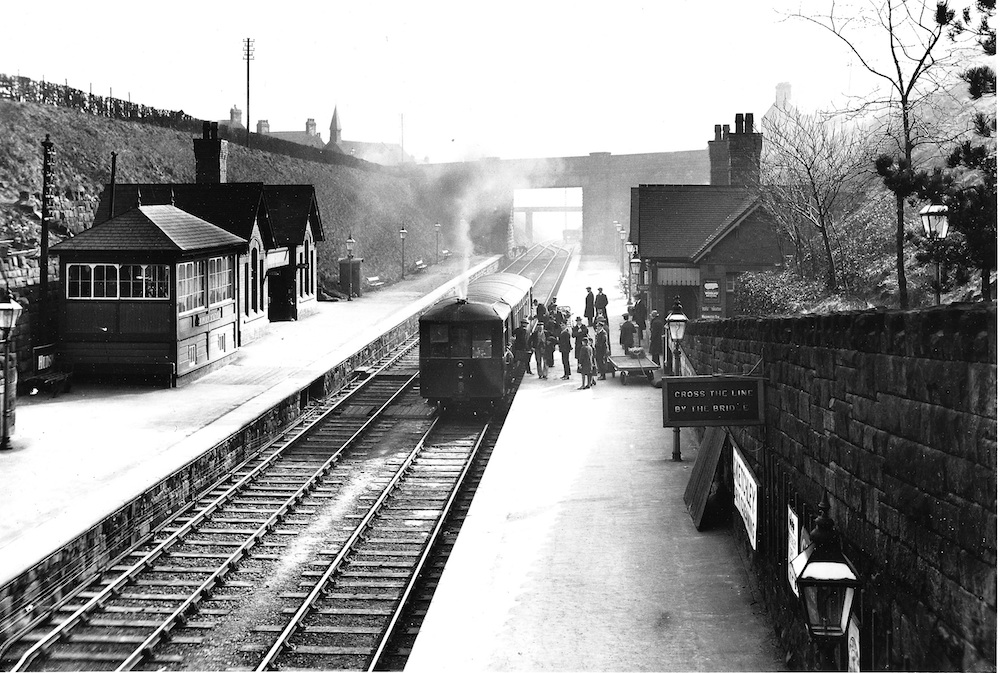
0;292;23;339
399;227;408;239
665;297;687;341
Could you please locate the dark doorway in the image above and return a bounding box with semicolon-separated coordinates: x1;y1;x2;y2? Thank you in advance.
268;267;297;321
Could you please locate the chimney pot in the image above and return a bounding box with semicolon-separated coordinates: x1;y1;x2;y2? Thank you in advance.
745;113;754;133
211;122;219;140
735;113;745;134
203;121;211;139
723;124;730;137
714;124;722;141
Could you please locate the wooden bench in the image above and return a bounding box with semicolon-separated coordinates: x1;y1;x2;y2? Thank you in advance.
366;275;385;290
22;344;73;397
414;259;427;272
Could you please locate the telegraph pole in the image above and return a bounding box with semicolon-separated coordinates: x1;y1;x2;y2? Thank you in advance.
243;38;254;148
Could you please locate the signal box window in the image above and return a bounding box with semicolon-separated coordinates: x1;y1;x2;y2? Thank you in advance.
471;324;493;358
428;324;450;358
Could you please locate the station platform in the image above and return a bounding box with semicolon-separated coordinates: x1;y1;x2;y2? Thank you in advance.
0;256;495;588
405;255;786;671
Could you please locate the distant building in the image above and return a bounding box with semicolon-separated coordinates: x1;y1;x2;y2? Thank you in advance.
325;107;413;165
217;105;246;133
256;118;326;150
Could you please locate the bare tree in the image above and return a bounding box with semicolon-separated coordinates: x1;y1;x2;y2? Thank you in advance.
759;105;878;291
794;0;964;308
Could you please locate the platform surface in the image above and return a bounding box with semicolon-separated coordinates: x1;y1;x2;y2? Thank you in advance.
406;255;785;671
0;256;493;586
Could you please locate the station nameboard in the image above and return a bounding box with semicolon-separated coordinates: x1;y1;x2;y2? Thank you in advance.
662;375;765;427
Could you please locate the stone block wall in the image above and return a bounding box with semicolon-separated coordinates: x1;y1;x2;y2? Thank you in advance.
684;303;996;671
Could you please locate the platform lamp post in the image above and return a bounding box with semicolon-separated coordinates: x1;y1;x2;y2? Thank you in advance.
434;222;441;265
619;226;627;277
665;297;687;461
918;203;950;305
346;233;356;301
0;291;23;451
628;247;641;309
791;492;861;671
399;226;407;279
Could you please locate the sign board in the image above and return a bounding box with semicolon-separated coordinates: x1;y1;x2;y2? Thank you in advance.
733;444;759;550
682;427;727;530
787;506;800;596
847;614;862;673
663;375;765;427
703;278;721;304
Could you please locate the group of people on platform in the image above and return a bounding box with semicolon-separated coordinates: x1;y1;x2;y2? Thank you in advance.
509;286;666;390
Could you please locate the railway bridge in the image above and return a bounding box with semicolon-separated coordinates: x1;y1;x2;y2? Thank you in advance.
418;148;707;254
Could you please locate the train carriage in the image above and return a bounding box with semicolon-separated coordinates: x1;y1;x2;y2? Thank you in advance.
419;273;533;408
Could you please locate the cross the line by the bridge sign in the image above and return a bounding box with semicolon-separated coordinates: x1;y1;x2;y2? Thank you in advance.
662;375;765;427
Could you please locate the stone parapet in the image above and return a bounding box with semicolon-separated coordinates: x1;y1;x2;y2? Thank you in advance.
684;303;996;671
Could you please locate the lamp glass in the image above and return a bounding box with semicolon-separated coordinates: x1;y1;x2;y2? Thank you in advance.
666;309;687;341
919;204;949;240
619;229;626;241
346;235;356;254
399;227;407;239
0;298;22;336
629;255;641;275
434;222;441;232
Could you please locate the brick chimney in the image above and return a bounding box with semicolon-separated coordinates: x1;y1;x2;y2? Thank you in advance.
193;121;229;184
707;114;761;187
306;118;317;136
728;112;762;187
708;124;730;186
257;119;270;134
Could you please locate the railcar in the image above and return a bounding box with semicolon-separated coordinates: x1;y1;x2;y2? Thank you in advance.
419;272;534;408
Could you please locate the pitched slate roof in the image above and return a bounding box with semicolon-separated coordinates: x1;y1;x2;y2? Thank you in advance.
94;183;279;249
263;185;325;246
267;131;326;149
51;205;247;253
632;185;759;262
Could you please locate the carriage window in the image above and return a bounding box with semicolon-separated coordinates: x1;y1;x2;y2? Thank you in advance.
449;327;472;358
471;323;493;358
428;323;450;358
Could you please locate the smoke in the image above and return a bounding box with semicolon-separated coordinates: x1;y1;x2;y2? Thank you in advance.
420;155;569;298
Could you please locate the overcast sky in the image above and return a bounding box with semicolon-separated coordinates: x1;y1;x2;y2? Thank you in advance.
5;0;890;163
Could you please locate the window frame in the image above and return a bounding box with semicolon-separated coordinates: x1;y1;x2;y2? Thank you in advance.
66;262;170;301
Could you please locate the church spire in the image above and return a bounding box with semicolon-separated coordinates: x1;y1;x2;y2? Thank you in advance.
330;107;342;144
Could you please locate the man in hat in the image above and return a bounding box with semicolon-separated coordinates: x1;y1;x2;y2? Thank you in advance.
595;287;609;323
512;318;532;375
572;316;589;361
619;312;636;354
584;287;595;326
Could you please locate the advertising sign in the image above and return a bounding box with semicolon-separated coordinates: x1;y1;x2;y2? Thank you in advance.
733;445;759;550
662;375;765;427
787;506;800;596
847;614;861;672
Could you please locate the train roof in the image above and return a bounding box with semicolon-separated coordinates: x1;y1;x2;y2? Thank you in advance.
421;272;532;324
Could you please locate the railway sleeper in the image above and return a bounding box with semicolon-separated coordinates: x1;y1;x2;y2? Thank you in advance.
253;625;381;635
280;606;394;616
239;643;370;656
46;650;185;664
278;591;397;601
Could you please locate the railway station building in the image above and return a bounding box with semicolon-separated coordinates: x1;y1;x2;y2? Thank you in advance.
91;123;325;341
629;113;786;319
49;204;247;385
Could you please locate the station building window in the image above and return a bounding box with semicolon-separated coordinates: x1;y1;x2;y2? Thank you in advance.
208;256;234;305
67;263;170;300
177;260;206;314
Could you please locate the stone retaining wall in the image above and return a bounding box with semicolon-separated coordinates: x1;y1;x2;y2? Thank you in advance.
684;303;996;671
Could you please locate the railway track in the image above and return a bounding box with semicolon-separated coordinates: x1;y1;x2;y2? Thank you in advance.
0;249;572;671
